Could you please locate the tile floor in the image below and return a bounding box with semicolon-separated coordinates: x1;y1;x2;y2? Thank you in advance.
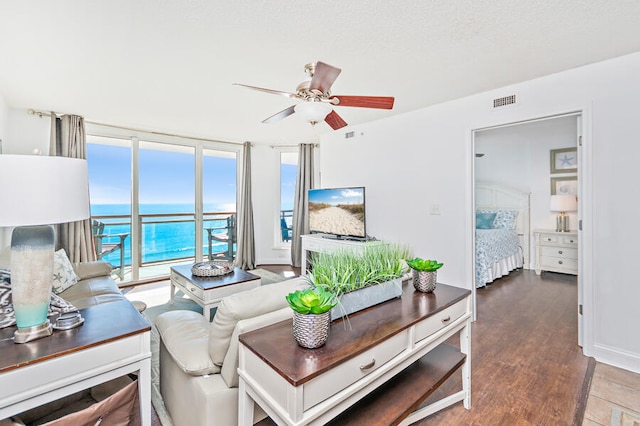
583;362;640;425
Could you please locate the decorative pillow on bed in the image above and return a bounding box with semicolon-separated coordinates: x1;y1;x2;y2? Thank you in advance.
476;212;497;229
493;210;518;229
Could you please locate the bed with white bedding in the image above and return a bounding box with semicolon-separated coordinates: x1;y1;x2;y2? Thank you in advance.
475;182;530;288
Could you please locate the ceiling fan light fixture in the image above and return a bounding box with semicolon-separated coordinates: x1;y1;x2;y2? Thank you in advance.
294;101;332;125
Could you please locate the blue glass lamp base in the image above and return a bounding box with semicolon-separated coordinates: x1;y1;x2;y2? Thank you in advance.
14;320;53;343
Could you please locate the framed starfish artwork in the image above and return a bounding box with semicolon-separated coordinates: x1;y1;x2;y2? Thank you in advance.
550;147;577;174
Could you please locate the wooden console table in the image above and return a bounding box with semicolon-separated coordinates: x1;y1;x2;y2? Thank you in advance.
0;300;151;425
300;234;384;274
238;282;472;425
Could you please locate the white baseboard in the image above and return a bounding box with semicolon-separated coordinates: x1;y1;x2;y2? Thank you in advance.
591;343;640;374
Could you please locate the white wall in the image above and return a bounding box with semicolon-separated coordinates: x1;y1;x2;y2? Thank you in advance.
0;94;10;247
3;108;50;154
0;92;7;151
320;52;640;373
475;116;578;267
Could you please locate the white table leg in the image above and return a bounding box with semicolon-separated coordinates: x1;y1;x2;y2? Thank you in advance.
138;357;152;426
460;318;472;409
238;378;255;426
169;280;175;305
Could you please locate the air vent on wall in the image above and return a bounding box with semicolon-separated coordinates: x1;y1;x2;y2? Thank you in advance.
493;94;516;108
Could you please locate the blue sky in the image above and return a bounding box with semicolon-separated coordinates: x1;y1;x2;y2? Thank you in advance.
87;143;298;213
308;187;364;205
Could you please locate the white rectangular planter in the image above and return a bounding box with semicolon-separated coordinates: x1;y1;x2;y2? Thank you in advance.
330;278;403;321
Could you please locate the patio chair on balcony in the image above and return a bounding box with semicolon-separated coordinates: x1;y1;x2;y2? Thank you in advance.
91;219;129;280
205;214;236;261
281;218;292;242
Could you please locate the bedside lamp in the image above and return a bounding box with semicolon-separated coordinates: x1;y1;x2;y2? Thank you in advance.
550;194;577;233
0;155;89;343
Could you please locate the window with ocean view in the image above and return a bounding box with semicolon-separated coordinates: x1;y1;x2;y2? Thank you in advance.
87;135;239;283
87;136;132;282
280;151;297;245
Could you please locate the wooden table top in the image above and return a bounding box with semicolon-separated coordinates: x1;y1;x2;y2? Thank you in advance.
239;282;470;386
171;264;260;290
0;299;151;374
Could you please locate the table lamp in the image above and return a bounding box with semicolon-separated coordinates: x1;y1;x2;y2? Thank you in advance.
550;194;577;233
0;154;89;343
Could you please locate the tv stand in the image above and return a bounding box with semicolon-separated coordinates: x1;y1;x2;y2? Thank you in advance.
321;234;370;242
300;234;383;275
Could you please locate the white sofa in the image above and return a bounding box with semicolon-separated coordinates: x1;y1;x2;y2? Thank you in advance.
156;276;308;426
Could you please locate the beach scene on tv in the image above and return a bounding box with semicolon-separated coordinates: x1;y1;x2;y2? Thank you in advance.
308;187;365;237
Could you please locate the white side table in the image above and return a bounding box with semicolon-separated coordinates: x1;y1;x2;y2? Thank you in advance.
533;229;578;275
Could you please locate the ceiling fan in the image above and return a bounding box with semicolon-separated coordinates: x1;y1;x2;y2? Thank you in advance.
233;61;395;130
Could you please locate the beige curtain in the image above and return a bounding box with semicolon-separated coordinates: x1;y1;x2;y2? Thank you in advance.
291;143;315;268
50;113;96;263
234;142;255;269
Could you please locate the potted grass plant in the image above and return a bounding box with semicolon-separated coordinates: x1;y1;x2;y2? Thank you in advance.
307;244;410;320
286;287;338;348
406;257;443;293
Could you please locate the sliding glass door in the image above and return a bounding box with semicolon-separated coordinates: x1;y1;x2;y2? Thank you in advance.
138;141;195;279
202;148;237;261
86;136;132;281
86;135;238;283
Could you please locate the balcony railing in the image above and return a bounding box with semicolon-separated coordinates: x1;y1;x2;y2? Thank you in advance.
92;209;293;281
92;211;237;280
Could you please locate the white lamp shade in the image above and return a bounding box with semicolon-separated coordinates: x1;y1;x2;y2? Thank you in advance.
550;194;577;212
294;102;332;123
0;155;90;226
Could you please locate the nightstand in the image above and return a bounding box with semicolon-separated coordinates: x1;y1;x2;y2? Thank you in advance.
534;229;578;275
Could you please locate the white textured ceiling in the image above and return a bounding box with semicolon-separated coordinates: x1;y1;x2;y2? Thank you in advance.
1;1;640;145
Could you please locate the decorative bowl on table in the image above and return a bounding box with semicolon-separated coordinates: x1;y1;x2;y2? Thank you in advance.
191;260;233;277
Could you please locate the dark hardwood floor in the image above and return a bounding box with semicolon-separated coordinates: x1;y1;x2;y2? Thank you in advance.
256;266;590;425
415;269;590;425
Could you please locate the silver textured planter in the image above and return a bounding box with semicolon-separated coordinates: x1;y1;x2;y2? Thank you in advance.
412;270;437;293
330;278;403;320
292;311;330;349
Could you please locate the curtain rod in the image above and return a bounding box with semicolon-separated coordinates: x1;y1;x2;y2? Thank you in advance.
269;143;319;148
27;108;246;147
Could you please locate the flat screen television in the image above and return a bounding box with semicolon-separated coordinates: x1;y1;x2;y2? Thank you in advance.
308;186;366;239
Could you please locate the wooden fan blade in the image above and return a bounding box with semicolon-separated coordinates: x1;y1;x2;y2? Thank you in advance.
330;95;395;109
233;83;299;100
262;105;296;124
309;62;342;94
325;110;348;130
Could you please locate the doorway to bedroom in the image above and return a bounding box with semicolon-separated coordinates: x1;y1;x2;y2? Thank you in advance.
472;113;583;345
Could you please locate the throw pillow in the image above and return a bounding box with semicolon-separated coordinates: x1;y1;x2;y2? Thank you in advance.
52;249;80;294
476;212;497;229
0;272;78;329
493;210;518;229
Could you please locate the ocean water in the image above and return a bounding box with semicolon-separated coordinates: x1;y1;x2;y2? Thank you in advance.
91;204;234;266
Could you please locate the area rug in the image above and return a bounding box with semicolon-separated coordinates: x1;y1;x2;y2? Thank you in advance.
141;268;286;426
611;407;640;426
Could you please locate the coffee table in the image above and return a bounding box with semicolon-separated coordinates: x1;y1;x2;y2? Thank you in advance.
169;264;261;321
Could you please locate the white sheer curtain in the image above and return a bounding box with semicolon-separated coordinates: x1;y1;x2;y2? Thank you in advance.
49;113;96;263
291;143;315;268
235;142;255;269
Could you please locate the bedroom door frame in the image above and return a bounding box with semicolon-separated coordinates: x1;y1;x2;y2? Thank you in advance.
470;109;590;349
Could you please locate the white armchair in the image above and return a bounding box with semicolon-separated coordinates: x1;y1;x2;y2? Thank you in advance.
156;276;308;426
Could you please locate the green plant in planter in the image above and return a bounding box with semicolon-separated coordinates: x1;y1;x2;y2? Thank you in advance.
308;244;411;296
406;258;444;272
285;287;338;315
